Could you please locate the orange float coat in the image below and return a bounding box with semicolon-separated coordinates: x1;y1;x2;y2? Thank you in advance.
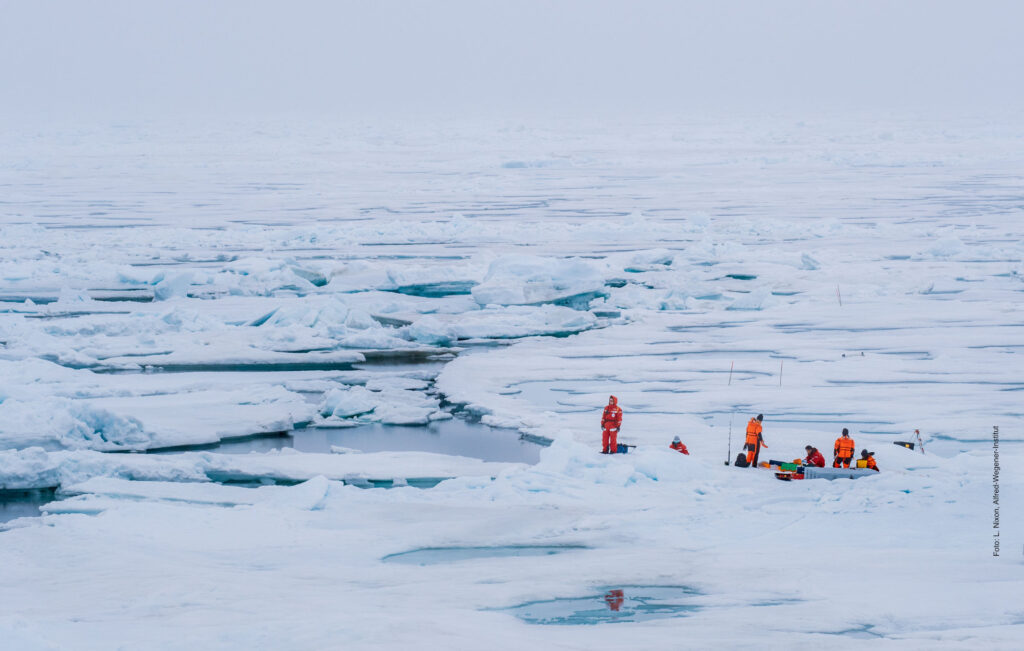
744;418;765;466
670;441;689;455
865;455;878;471
833;435;855;468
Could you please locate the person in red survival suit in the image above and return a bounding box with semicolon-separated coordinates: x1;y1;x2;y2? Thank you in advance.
670;435;689;454
601;396;623;454
804;445;825;467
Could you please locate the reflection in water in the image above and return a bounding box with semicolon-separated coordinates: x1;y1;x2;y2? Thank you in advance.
604;589;624;611
169;419;543;464
503;585;702;625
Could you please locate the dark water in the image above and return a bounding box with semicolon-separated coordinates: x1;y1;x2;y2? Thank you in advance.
155;418;545;464
502;585;702;625
0;489;57;525
383;544;587;565
3;420;543;524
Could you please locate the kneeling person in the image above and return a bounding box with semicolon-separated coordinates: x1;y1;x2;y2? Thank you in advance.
804;445;825;468
670;436;689;455
860;449;879;472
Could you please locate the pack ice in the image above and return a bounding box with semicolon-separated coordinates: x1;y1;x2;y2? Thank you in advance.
0;116;1022;650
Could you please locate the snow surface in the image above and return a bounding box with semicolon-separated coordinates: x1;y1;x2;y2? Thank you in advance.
1;115;1023;649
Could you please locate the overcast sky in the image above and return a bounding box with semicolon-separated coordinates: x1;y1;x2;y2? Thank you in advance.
1;0;1022;120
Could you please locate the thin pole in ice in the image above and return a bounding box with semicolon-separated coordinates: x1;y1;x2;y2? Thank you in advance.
726;412;734;465
728;360;734;386
836;285;843;306
779;360;784;387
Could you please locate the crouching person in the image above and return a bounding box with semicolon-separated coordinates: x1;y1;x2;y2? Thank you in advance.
859;449;879;471
804;445;825;468
670;436;689;455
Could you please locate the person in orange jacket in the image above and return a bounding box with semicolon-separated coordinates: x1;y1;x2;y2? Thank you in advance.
670;435;689;454
833;428;856;468
744;414;765;467
600;395;623;454
860;449;879;471
804;445;825;468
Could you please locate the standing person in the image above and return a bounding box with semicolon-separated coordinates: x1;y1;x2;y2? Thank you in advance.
833;428;856;468
601;395;623;454
670;436;689;454
744;414;766;467
860;449;879;471
804;445;825;468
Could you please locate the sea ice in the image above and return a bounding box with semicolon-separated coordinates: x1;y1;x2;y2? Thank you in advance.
1;115;1023;649
471;255;606;307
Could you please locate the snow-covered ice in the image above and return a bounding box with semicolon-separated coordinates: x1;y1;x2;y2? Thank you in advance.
1;115;1023;649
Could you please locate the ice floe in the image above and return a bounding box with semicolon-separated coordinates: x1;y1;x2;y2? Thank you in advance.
471;256;607;307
